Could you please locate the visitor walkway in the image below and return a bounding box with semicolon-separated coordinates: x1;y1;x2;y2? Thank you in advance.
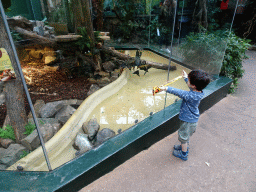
80;50;256;192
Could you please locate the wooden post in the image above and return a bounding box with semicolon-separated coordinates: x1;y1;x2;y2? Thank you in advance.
0;11;27;143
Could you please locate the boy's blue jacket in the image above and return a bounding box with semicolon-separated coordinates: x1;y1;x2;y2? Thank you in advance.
166;78;204;123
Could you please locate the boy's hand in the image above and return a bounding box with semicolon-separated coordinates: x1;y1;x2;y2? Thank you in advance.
159;86;167;92
182;70;188;79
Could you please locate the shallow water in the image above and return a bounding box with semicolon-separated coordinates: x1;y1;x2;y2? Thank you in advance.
88;50;190;133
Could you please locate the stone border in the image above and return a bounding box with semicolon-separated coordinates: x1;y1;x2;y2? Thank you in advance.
8;69;129;171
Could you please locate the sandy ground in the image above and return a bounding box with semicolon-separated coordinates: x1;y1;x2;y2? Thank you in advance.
79;50;256;192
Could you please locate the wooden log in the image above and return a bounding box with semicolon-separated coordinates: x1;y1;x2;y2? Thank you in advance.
100;46;176;71
14;27;55;46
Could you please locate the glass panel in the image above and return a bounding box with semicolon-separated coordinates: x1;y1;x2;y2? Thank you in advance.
1;0;239;173
0;4;50;171
169;0;239;78
104;0;149;47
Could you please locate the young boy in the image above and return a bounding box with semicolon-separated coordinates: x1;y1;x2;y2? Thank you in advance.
159;69;210;161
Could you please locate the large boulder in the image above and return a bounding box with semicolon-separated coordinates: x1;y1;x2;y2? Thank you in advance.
39;101;65;118
97;77;111;88
87;84;100;96
94;128;116;147
82;119;100;141
21;123;58;151
74;133;93;154
28;100;45;118
0;144;28;167
55;105;76;125
102;61;115;72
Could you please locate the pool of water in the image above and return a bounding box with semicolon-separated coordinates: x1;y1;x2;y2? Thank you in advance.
88;50;190;133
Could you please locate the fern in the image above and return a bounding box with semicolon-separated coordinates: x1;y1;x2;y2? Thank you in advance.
23;122;36;135
0;125;16;141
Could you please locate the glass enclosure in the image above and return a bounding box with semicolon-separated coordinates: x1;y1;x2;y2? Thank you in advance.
0;0;241;172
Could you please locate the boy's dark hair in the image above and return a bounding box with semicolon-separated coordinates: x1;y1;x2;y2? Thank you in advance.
188;69;210;91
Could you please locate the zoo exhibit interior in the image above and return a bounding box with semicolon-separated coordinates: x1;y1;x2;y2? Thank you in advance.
0;0;243;191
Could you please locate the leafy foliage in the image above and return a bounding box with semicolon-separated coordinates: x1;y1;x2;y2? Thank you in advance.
112;0;147;42
179;30;227;75
76;27;101;54
0;125;16;141
23;122;36;136
220;32;251;93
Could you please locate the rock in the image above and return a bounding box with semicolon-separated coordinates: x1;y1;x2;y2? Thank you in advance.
21;123;56;151
44;55;57;65
0;144;28;167
74;133;93;154
28;100;45;118
82;119;100;141
0;93;5;105
88;78;97;84
76;100;83;105
0;138;15;149
28;117;61;134
29;120;61;135
102;61;115;72
98;71;110;77
56;116;70;125
33;26;44;36
55;105;76;124
0;164;7;170
97;77;111;88
87;84;101;96
94;128;116;147
63;99;78;106
29;49;43;59
17;165;24;171
0;148;6;159
28;117;59;126
39;101;65;118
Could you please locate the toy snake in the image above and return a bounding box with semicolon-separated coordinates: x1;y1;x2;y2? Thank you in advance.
152;76;182;96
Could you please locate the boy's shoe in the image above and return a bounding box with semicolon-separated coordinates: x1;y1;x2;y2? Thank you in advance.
173;145;189;151
173;149;188;161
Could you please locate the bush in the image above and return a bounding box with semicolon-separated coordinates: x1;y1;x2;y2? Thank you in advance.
220;32;251;93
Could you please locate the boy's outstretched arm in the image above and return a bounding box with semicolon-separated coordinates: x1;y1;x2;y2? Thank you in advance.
159;85;189;100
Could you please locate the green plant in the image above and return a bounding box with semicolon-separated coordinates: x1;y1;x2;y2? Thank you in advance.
220;32;251;93
0;125;16;141
76;27;101;54
11;31;22;42
20;150;30;159
179;31;227;75
23;122;36;136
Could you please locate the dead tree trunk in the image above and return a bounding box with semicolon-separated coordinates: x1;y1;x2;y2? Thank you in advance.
95;0;104;31
192;0;208;32
81;0;102;71
0;13;27;143
100;46;176;71
71;0;86;33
